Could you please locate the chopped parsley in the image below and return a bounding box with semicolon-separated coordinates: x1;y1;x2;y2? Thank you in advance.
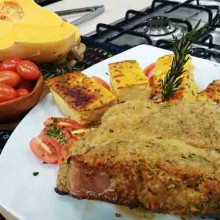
109;129;114;133
90;121;98;127
59;139;67;145
52;118;59;123
62;94;66;98
33;172;39;176
59;78;68;83
46;125;65;140
115;213;122;218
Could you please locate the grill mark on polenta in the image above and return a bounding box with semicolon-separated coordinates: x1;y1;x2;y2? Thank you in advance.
54;84;96;109
67;87;95;108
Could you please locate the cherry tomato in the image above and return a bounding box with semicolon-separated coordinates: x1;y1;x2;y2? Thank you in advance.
19;79;34;92
16;60;40;81
43;117;84;130
0;57;22;72
58;136;77;166
40;126;71;141
144;63;155;86
0;84;17;103
30;135;61;164
0;71;20;88
91;76;110;90
16;88;30;97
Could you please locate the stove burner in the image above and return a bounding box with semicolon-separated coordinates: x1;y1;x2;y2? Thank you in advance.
146;16;170;28
135;16;177;37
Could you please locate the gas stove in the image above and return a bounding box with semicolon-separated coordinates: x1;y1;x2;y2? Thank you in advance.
86;0;220;63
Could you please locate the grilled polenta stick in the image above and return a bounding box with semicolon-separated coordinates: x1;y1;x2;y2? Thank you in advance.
109;60;150;102
46;72;117;125
197;79;220;105
150;54;199;102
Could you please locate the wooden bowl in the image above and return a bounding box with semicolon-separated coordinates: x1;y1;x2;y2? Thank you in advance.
0;74;43;123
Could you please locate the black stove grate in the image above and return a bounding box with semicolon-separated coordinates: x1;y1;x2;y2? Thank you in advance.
86;0;220;61
95;23;152;46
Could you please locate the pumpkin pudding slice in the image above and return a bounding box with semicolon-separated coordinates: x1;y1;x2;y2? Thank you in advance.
47;72;117;125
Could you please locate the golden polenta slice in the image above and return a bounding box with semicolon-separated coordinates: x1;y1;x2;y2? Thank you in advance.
109;60;150;102
46;72;117;125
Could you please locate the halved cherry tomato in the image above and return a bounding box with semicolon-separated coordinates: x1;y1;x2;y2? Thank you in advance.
0;71;20;88
91;76;110;90
30;135;61;164
0;84;17;103
58;136;77;166
0;57;22;72
19;79;34;92
16;60;40;81
16;88;30;97
43;117;84;130
40;126;71;141
144;63;155;85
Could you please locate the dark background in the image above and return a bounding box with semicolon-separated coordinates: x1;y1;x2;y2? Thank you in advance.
34;0;62;6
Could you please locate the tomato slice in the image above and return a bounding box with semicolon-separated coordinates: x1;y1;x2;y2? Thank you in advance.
144;63;155;85
0;84;18;103
41;126;71;141
58;136;77;166
0;57;22;72
30;135;61;164
91;76;110;90
43;117;84;130
0;71;20;88
16;60;40;81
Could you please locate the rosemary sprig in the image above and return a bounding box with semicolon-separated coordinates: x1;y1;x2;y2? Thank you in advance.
161;21;206;101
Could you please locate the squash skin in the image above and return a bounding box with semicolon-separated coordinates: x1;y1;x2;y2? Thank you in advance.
0;0;81;63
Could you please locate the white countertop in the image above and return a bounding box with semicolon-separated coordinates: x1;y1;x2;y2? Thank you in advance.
46;0;153;35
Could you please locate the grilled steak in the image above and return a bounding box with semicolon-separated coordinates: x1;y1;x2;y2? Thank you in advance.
56;101;220;216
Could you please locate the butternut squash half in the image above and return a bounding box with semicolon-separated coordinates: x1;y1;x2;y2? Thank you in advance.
0;0;81;63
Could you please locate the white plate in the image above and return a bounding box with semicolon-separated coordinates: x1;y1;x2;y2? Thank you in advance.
0;45;219;220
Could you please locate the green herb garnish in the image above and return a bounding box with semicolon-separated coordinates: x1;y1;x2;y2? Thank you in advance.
33;172;39;176
46;125;65;140
59;139;67;145
161;21;207;101
59;78;68;83
90;121;98;127
52;118;59;123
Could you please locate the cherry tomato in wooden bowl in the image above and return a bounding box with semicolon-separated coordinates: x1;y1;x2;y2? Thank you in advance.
0;73;43;123
0;57;22;72
18;79;34;92
0;71;20;88
16;60;40;81
0;84;18;103
16;88;30;97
